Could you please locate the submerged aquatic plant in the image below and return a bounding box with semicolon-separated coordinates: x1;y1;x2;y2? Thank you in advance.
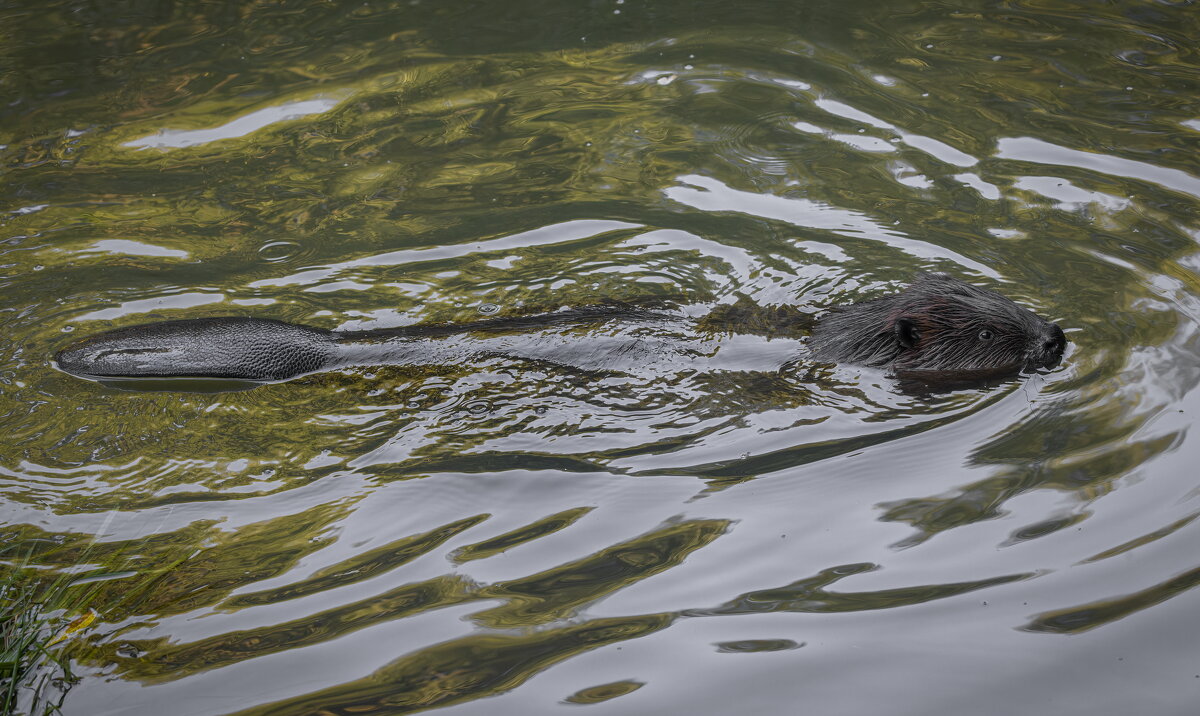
0;558;92;716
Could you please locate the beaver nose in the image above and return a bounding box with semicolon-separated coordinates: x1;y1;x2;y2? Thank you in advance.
1030;322;1067;370
1042;323;1066;357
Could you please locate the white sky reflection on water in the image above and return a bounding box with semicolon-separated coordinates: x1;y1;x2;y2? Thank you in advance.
78;239;190;258
76;292;225;321
123;97;344;150
1013;177;1131;212
664;174;997;276
996;136;1200;199
814;98;979;167
249;220;642;289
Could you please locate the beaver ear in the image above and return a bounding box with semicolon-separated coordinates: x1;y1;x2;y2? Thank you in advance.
894;317;919;349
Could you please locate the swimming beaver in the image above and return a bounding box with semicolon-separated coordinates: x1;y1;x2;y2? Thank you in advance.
54;273;1065;386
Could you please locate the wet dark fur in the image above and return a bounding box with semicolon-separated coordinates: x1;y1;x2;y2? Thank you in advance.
809;273;1065;378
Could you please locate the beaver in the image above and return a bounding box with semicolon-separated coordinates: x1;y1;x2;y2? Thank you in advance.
53;273;1066;387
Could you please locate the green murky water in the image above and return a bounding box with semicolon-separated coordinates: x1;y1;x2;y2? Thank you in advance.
3;1;1200;714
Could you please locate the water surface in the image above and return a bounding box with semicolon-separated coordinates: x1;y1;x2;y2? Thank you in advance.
2;1;1200;714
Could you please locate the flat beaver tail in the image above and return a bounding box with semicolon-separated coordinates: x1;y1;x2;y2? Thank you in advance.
55;317;337;381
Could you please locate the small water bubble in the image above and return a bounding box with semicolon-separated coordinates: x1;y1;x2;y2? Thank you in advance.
921;92;930;97
535;406;548;415
466;400;490;414
61;325;74;332
258;241;300;262
991;55;1002;61
477;303;499;315
116;644;142;659
684;64;694;70
613;8;620;13
585;141;592;146
407;400;422;409
33;264;44;271
925;43;934;49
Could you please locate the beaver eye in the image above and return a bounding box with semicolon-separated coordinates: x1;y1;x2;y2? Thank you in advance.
978;329;994;341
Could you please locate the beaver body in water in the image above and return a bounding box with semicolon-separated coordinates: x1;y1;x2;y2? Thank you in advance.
54;274;1066;386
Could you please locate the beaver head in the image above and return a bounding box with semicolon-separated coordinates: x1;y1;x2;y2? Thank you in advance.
810;273;1066;380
